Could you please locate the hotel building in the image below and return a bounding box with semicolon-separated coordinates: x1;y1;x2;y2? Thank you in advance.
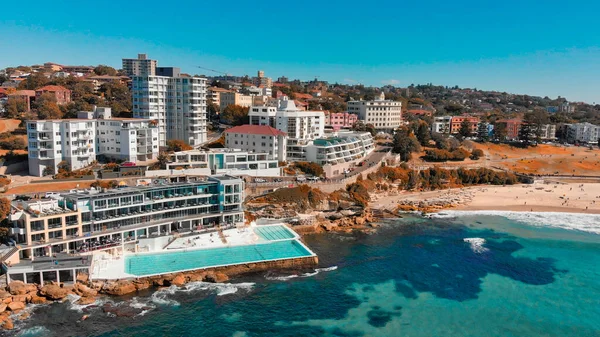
3;176;244;284
347;92;402;131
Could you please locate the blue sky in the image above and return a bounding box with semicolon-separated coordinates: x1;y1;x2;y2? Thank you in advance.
1;0;600;103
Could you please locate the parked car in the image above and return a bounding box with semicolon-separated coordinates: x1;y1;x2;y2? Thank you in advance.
296;176;306;182
121;162;137;167
254;178;266;183
45;192;61;199
307;176;320;181
274;178;283;182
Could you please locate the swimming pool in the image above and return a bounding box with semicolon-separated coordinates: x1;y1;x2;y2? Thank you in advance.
254;225;296;241
125;240;313;277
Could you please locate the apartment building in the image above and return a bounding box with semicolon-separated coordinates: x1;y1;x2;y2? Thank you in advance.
207;87;232;107
347;92;402;131
495;119;523;140
539;124;557;140
305;131;374;177
4;176;244;284
35;85;71;105
220;92;253;112
432;116;452;134
566;123;599;144
324;111;358;131
27;107;159;176
122;54;157;77
224;125;287;161
132;67;207;147
165;149;281;176
27;119;96;176
449;116;479;135
249;97;325;161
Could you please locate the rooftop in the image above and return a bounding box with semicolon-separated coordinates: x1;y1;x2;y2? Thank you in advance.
36;85;70;92
225;124;287;137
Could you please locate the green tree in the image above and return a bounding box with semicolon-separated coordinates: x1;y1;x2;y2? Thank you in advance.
98;82;132;115
493;122;508;141
392;126;421;161
476;122;489;142
156;152;169;169
416;121;431;146
518;123;535;147
17;72;49;90
405;170;419;190
220;105;249;126
0;198;11;222
94;65;118;76
524;109;549;142
458;119;472;140
57;161;71;174
35;93;63;119
352;120;376;136
5;97;27;118
166;139;193;152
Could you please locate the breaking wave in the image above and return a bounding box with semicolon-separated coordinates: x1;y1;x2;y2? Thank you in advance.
463;238;488;253
266;266;338;281
151;282;256;306
16;325;50;337
431;210;600;235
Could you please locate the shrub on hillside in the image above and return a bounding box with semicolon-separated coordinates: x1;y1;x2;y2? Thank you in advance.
423;148;470;162
294;162;324;177
470;149;484;160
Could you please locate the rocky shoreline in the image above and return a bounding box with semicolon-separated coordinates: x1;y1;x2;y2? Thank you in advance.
0;256;318;331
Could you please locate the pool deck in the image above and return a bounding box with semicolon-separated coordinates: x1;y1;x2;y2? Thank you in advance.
90;223;315;280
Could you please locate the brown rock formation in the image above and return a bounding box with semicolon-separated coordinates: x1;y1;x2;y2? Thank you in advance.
102;281;137;296
39;284;69;301
0;304;6;313
7;281;37;295
76;296;97;305
30;295;48;304
7;301;25;311
170;275;186;286
1;318;13;330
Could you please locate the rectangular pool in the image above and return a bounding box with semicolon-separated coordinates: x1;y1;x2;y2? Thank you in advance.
125;240;313;277
254;225;296;241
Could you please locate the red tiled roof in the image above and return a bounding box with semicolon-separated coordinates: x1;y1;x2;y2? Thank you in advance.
36;85;70;92
9;90;36;97
272;83;288;87
225;125;287;137
294;93;313;100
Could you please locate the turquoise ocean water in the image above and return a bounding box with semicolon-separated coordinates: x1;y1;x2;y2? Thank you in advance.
12;214;600;337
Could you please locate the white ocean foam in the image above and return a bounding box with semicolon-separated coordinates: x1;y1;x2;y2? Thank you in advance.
151;286;181;306
16;325;50;337
266;266;338;281
151;282;255;305
431;210;600;235
129;297;156;316
316;266;338;272
66;294;110;313
463;238;489;253
265;274;300;281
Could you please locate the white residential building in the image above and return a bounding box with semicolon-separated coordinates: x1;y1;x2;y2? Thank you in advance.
431;116;452;134
347;92;402;131
224;125;287;161
249;97;325;161
567;123;600;144
27;107;159;176
132;67;207;147
122;53;157;77
304;131;375;177
164;149;281;177
27;119;95;177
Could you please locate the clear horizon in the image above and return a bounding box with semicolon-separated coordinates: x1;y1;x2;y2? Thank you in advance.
2;0;599;104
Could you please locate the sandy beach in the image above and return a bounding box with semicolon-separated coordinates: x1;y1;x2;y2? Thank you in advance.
370;180;600;214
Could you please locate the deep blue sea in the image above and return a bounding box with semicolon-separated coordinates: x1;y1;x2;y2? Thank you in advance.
10;214;600;337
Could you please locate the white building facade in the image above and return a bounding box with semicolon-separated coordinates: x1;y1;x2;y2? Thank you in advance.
132;68;207;147
347;92;402;131
27;107;159;176
162;149;281;177
122;53;157;77
224;125;287;161
567;123;600;144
